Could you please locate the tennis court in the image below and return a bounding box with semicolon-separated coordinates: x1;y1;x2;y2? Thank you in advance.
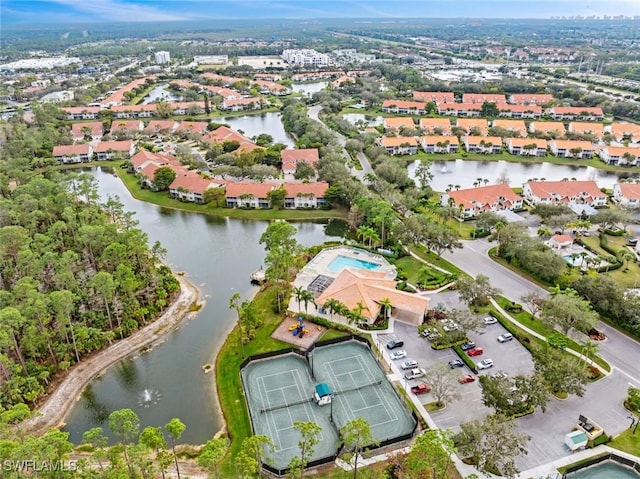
241;340;416;473
241;354;337;471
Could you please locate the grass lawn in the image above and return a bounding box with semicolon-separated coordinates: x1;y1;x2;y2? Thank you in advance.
113;167;348;221
410;244;466;277
216;285;351;476
609;428;640;457
394;255;430;285
494;297;611;372
417;207;477;240
571;237;640;288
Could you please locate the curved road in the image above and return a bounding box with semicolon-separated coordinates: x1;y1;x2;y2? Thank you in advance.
443;238;640;385
307;104;374;180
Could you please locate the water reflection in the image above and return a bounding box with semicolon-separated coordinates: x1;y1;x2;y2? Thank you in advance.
221;112;295;147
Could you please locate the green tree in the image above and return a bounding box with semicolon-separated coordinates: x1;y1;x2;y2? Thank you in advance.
267;186;286;209
235;435;274;478
456;274;502;309
198;438;228;479
340;418;377;479
109;408;140;477
541;288;599;334
405;430;456;479
294;161;316;181
259;221;301;313
414;159;433;189
456;415;530;479
139;426;171;479
153;167;177;191
155;101;174;118
291;421;322;478
533;344;589;396
165;418;186;479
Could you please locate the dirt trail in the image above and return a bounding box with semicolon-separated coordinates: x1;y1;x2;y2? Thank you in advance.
23;275;200;434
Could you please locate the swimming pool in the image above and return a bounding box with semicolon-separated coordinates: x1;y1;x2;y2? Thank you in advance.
327;255;382;273
566;460;640;478
562;255;585;267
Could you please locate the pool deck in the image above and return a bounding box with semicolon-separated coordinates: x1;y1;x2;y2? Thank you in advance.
299;246;396;282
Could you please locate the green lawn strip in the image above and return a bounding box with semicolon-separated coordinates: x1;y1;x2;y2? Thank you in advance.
608;428;640;457
494;297;611;372
416;207;476;240
394;255;429;285
409;244;465;276
129;84;157;105
112;167;347;220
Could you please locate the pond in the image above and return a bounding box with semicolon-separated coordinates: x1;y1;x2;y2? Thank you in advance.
407;158;634;191
220;112;295;147
343;113;384;127
141;83;182;104
62;168;345;444
291;81;328;96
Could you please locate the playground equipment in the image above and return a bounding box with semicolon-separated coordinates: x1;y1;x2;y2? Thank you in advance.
291;316;307;337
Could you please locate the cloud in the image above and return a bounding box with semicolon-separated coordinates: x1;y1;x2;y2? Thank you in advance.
50;0;189;22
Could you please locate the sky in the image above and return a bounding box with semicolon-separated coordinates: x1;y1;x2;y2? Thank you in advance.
2;0;640;24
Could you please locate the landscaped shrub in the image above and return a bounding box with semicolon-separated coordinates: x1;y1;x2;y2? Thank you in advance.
471;228;491;239
588;434;610;448
505;302;523;313
624;387;640;412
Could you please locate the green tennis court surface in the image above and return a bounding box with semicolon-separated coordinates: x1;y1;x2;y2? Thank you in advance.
241;340;416;472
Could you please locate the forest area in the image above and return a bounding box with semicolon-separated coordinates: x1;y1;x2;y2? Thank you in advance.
0;110;180;409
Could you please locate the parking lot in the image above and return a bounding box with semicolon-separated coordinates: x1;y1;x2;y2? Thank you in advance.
378;318;536;431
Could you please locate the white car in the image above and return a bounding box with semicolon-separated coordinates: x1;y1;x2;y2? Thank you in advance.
404;368;426;380
497;333;514;343
443;321;460;332
390;350;407;360
400;360;419;370
483;315;498;325
477;359;494;370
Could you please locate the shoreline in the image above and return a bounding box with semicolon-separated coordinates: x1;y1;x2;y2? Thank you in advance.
22;274;201;435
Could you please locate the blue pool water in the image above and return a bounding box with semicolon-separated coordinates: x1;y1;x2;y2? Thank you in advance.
562;255;584;267
327;255;382;273
566;461;640;478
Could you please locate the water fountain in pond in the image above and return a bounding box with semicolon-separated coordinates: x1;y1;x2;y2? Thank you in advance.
138;388;162;408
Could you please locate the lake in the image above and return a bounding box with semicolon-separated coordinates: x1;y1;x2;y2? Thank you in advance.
142;83;182;104
407;158;635;191
291;81;328;96
62;168;344;443
220;112;295;147
343;113;384;127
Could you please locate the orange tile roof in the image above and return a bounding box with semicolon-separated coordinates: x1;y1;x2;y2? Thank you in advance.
465;135;502;146
61;106;101;115
492;119;527;134
145;120;177;131
94;140;133;153
412;91;455;103
222;97;263;107
550;139;594;150
71;121;103;138
508;138;548;148
131;150;180;169
530;121;566;133
110;120;142;131
550;106;603;116
420;135;459;146
618;183;640;200
498;104;542;114
439;103;482;111
604;146;640;157
315;269;429;321
551;234;573;244
525;181;607;199
569;122;604;135
509;94;553;105
462;93;507;104
384;117;416;130
419;118;452;132
169;171;216;194
176;121;209;134
53;144;92;156
224;181;275;198
611;123;640;136
457;118;488;134
284;182;329;197
447;184;522;209
169;101;205;110
280;149;319;165
378;136;419;147
101;76;155;106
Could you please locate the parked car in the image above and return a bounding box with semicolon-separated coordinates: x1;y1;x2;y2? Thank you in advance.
404;368;426;380
483;315;498;325
448;359;464;369
400;360;419;370
460;341;476;351
410;382;432;395
386;339;404;350
443;321;460;332
458;374;476;384
497;333;514;343
467;347;484;357
477;359;494;370
390;350;407;360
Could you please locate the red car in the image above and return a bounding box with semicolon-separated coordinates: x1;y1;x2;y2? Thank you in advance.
467;347;484;357
410;383;432;395
458;374;476;384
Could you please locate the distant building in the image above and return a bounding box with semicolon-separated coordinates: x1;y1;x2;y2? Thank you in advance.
237;56;285;69
41;90;74;103
281;49;332;67
154;51;171;65
193;55;229;65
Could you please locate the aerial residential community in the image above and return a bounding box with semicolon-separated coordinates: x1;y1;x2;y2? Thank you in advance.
1;2;640;478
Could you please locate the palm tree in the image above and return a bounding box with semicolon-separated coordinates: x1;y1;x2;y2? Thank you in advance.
617;250;636;271
300;290;315;314
379;297;393;321
581;340;599;366
293;286;305;311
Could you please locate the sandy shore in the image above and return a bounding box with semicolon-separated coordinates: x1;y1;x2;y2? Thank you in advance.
22;274;200;435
